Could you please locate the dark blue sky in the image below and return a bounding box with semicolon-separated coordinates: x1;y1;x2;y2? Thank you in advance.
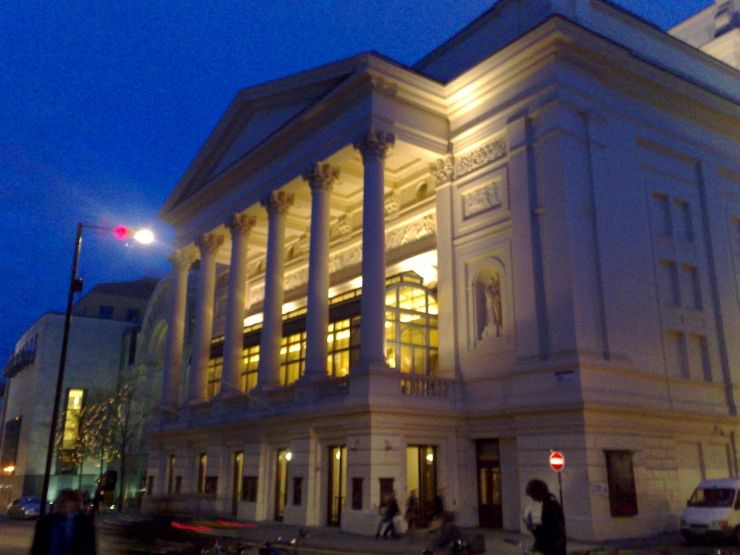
0;0;711;356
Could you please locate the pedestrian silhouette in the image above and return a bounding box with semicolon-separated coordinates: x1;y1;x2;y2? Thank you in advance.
525;479;566;555
31;489;97;555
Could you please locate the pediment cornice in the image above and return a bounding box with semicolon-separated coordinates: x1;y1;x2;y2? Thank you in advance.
160;54;446;230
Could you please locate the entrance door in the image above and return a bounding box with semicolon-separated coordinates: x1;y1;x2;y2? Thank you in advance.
275;449;290;521
476;439;502;528
407;445;437;525
232;452;243;516
327;446;347;526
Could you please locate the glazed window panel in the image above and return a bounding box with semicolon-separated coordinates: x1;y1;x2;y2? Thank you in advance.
385;283;438;375
279;332;306;386
327;318;357;378
240;345;259;392
206;356;223;399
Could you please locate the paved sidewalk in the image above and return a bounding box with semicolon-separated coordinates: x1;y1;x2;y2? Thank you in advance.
97;513;722;554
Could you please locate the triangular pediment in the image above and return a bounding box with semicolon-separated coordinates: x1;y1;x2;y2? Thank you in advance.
161;56;365;218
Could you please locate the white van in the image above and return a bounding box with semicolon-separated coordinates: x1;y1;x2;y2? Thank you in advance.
680;478;740;544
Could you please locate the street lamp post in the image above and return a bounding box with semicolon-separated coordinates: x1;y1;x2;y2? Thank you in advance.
39;222;154;517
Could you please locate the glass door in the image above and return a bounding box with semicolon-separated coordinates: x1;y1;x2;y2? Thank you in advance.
275;449;290;521
327;446;347;526
407;445;437;525
232;452;243;516
476;439;502;528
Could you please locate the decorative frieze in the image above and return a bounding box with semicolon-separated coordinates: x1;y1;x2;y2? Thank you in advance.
429;156;454;187
462;182;503;219
336;214;352;236
386;214;436;250
328;245;363;274
455;136;507;178
247;214;436;307
429;135;508;186
384;188;400;219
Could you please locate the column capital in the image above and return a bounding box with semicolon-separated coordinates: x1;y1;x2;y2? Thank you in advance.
261;190;295;216
227;213;256;237
302;163;340;192
168;248;196;270
197;233;224;256
353;130;395;161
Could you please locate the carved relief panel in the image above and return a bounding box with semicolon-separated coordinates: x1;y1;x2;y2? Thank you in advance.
453;165;509;238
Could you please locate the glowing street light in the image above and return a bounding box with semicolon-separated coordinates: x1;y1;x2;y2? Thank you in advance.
39;222;154;517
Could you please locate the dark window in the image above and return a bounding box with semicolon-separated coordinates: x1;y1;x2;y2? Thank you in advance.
352;478;363;510
242;476;258;502
205;476;218;495
379;478;394;499
125;308;140;322
1;416;22;468
146;476;154;496
197;453;207;493
99;306;114;319
127;330;138;365
605;450;638;517
175;476;182;494
167;455;176;495
293;477;303;506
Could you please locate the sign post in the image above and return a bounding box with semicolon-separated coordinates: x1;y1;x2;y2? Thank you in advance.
549;450;565;507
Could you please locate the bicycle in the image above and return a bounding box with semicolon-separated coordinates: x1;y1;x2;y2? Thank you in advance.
258;529;308;555
200;536;252;554
503;537;531;555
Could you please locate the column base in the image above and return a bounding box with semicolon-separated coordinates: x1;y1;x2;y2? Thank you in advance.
297;371;328;385
187;396;208;406
350;360;392;376
348;364;400;402
214;389;241;401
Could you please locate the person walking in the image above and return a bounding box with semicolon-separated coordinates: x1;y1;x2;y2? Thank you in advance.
31;488;97;555
404;490;420;541
375;490;400;539
525;479;566;555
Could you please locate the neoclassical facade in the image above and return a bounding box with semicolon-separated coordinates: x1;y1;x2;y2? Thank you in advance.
144;0;740;541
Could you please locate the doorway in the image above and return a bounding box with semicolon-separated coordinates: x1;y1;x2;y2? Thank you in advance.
327;446;347;526
407;445;437;525
476;439;502;528
274;449;290;521
232;452;243;516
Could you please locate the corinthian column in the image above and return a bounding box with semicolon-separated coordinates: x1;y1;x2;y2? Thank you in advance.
302;164;339;381
162;249;194;407
258;191;294;389
353;130;395;371
219;213;256;397
188;233;224;403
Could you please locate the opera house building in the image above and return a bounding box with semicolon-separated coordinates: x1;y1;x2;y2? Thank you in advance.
139;0;740;540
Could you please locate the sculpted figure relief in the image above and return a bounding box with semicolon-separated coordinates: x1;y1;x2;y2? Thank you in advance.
483;273;503;338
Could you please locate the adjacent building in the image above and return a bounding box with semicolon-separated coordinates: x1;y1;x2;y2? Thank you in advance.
143;0;739;541
0;278;156;506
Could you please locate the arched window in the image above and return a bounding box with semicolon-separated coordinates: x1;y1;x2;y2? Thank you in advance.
384;273;438;375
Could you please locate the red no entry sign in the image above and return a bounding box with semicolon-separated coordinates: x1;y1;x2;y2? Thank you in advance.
549;451;565;472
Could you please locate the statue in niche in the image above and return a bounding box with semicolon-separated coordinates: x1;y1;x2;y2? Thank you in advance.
483;273;503;338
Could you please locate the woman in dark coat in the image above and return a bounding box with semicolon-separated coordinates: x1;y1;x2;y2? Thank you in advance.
31;489;97;555
525;479;566;555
